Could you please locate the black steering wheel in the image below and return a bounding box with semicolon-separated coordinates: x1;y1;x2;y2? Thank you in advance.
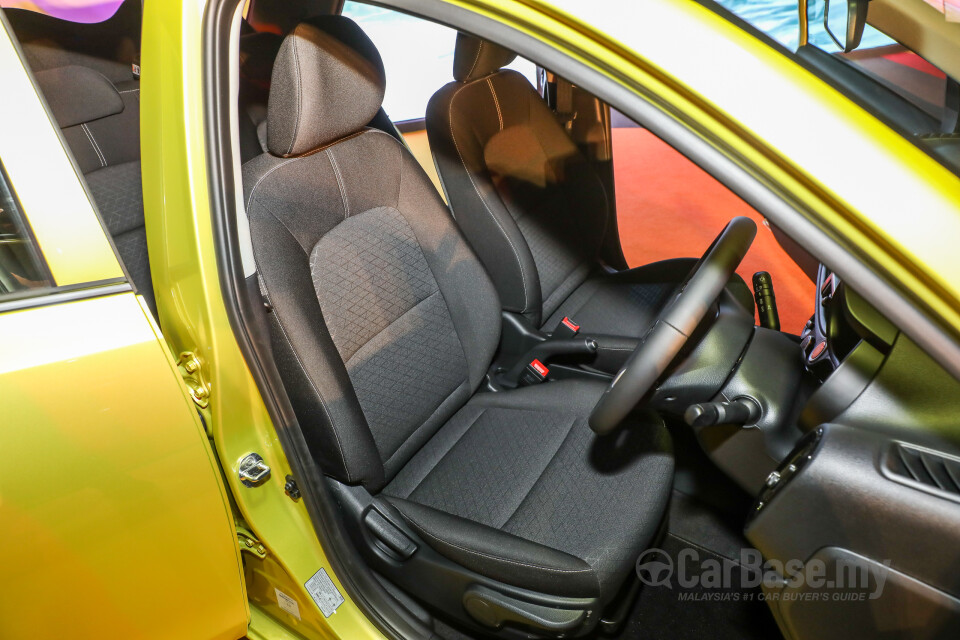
589;217;757;435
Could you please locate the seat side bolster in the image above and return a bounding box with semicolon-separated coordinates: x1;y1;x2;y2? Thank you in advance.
426;81;541;320
394;143;501;390
385;498;601;599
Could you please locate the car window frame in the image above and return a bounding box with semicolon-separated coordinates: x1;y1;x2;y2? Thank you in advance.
0;156;55;295
693;0;960;175
0;8;135;313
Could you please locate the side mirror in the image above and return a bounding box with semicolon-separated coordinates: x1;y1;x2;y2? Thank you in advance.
824;0;869;52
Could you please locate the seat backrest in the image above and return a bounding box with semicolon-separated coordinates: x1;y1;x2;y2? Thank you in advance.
426;35;610;327
33;65;153;317
242;18;501;491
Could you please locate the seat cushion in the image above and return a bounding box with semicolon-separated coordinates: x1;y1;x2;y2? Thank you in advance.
85;162;154;317
543;258;756;373
539;259;693;373
383;380;674;603
542;258;697;339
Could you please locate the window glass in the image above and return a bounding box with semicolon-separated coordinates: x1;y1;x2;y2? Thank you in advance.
712;0;950;121
0;161;53;298
712;0;892;51
341;2;538;122
611;114;813;333
836;46;949;122
706;0;959;174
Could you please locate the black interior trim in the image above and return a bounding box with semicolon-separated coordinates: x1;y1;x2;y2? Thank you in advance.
794;44;939;135
394;117;425;132
0;279;131;314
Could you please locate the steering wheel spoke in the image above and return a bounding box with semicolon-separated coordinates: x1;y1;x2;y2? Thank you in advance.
589;217;757;435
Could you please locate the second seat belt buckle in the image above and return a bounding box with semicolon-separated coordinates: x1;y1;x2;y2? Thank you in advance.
518;359;550;386
553;316;580;339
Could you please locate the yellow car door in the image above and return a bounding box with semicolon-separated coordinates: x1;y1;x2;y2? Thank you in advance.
0;13;247;640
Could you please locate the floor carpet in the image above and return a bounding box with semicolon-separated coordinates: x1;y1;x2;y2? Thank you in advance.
615;421;783;640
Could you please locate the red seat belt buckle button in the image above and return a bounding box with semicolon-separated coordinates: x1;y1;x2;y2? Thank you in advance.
531;359;549;377
519;359;550;386
554;316;580;339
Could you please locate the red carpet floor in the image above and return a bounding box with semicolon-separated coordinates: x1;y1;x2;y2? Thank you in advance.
613;127;813;334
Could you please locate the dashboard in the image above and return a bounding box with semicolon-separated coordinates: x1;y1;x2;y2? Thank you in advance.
745;266;960;640
657;241;960;638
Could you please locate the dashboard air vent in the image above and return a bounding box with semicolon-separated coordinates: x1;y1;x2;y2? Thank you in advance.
886;442;960;499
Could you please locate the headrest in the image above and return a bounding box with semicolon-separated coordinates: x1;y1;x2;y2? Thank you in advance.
239;31;284;98
266;17;385;156
453;33;516;82
34;66;124;129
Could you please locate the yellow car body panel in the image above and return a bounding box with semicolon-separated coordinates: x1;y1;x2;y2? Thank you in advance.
0;12;246;640
0;293;247;640
140;1;385;637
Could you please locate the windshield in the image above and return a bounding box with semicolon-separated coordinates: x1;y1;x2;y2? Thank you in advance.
704;0;960;175
713;0;894;50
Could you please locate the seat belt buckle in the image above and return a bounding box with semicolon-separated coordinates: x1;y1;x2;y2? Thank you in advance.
518;359;550;386
553;316;580;339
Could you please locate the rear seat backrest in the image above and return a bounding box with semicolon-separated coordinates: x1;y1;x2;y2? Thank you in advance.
34;65;155;318
7;0;142;85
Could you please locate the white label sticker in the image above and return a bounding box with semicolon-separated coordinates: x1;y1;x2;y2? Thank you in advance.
275;588;301;620
304;568;344;618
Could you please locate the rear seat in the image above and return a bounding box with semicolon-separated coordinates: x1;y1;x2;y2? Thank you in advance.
33;65;154;318
7;1;155;318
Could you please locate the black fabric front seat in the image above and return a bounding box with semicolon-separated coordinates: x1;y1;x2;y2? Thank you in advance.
426;36;751;369
242;17;673;635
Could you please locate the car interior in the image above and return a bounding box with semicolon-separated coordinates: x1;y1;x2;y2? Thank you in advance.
7;0;960;638
5;1;153;315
